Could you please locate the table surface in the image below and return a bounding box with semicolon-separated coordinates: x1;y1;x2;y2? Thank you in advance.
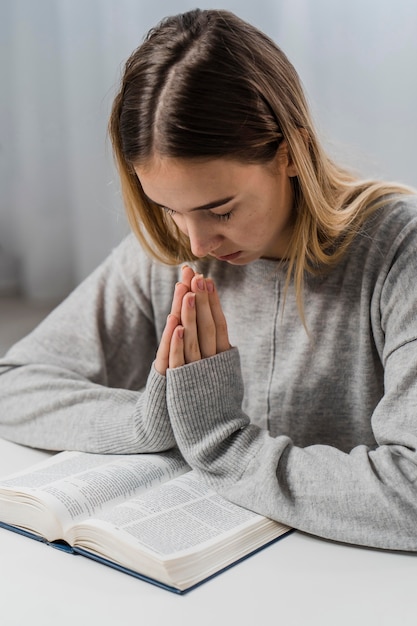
0;437;415;626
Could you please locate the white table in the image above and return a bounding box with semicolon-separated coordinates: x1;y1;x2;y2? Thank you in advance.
0;437;415;626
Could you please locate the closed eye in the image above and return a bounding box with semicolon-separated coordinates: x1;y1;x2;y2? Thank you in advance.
215;210;233;221
161;206;234;221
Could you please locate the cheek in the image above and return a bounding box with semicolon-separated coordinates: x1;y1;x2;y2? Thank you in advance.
242;211;268;237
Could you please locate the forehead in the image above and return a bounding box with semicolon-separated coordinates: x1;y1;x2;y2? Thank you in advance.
136;156;245;182
134;157;267;208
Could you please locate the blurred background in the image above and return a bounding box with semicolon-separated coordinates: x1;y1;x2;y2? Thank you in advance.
1;0;417;353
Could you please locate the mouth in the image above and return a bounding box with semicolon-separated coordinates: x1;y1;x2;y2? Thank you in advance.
215;251;242;262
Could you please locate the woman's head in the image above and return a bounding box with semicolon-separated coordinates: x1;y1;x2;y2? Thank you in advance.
109;9;321;262
109;8;412;311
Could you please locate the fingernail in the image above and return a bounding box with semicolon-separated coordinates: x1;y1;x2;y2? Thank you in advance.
196;274;205;291
177;327;184;339
188;294;196;308
206;279;214;293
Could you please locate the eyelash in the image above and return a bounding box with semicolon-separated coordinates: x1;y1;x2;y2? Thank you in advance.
162;208;234;221
216;210;233;222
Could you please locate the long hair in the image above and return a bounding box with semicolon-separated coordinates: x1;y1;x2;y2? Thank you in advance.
109;9;415;314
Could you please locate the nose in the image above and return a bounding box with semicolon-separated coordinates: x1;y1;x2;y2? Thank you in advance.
186;221;222;258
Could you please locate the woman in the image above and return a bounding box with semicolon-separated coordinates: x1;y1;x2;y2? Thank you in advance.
1;9;417;551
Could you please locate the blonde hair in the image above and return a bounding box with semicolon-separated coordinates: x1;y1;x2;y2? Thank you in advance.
109;9;415;315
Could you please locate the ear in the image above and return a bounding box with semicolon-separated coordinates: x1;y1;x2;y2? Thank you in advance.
278;129;309;177
276;141;298;177
285;149;298;178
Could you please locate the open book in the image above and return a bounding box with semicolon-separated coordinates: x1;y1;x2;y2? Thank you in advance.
0;449;291;593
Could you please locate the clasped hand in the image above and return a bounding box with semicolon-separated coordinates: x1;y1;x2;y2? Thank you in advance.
155;265;231;375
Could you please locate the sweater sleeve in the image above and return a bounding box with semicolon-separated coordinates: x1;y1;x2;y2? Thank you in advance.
0;237;175;453
166;221;417;552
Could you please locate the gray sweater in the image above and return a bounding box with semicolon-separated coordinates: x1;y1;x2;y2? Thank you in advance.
1;196;417;551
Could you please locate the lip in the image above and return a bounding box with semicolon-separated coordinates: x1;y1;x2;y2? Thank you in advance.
215;251;242;262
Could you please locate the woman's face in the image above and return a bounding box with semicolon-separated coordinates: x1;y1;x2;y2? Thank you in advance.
135;147;297;264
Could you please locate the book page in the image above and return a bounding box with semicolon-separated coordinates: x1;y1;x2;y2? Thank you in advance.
0;449;189;535
73;472;275;556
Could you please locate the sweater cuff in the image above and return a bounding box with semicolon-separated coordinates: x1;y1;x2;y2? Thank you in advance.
166;348;258;482
133;363;176;451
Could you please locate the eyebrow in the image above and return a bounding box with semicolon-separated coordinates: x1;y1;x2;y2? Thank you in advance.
144;194;235;212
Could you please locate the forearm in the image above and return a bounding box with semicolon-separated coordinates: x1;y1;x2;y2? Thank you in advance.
0;362;175;453
0;235;180;453
220;438;417;551
166;349;417;551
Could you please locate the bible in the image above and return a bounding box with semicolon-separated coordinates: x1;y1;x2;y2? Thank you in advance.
0;449;291;593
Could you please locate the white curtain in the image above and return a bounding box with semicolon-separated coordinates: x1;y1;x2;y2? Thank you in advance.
1;0;416;299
